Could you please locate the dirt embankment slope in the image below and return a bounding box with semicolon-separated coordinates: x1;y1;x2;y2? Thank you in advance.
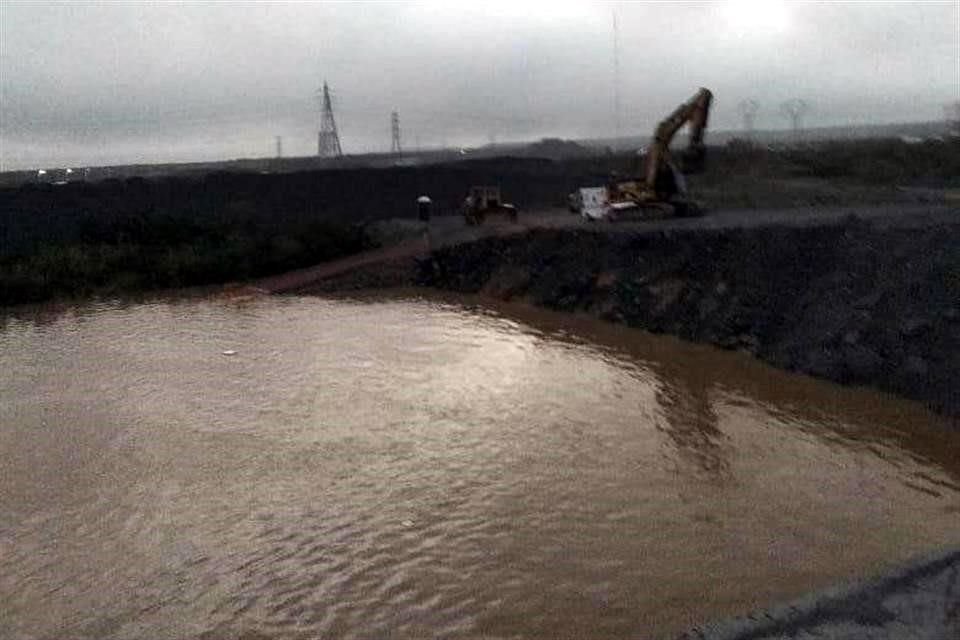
678;547;960;640
304;213;960;419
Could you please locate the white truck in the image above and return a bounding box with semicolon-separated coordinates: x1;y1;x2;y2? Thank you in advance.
568;187;610;221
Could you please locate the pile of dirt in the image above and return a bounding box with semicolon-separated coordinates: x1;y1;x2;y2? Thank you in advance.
521;138;592;160
1;158;582;260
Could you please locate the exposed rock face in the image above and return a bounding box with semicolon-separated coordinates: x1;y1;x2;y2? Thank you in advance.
415;219;960;419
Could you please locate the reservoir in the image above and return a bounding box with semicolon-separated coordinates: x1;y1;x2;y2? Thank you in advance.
2;292;958;639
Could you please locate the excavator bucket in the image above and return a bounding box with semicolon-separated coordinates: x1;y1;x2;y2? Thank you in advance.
680;143;708;174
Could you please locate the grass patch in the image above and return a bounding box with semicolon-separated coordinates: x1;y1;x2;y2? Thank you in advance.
0;181;377;306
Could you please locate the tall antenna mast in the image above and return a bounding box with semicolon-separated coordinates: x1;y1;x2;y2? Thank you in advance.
317;80;343;157
612;10;622;146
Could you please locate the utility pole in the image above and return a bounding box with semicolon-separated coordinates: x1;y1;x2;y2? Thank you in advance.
390;110;402;154
275;136;283;158
317;80;343;157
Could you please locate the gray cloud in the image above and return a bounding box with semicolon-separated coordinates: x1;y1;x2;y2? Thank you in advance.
1;1;957;169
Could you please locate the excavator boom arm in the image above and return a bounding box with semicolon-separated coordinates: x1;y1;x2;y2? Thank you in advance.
643;88;713;189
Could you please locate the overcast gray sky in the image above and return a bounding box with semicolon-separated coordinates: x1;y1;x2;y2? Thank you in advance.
1;1;958;170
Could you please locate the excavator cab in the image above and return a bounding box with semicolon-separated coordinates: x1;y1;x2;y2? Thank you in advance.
633;151;687;200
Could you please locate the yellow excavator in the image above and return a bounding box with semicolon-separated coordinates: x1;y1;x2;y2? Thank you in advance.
578;87;713;219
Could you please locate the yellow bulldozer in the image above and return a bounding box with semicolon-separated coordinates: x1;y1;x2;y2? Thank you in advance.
462;186;518;225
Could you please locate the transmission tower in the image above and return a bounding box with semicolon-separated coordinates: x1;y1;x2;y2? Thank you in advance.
738;99;760;139
390;111;402;154
780;98;809;141
275;136;283;158
317;80;343;157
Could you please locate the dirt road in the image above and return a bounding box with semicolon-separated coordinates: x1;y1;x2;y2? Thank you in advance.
247;204;958;294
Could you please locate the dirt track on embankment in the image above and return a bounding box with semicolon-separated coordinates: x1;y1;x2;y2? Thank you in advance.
250;204;958;294
249;204;960;293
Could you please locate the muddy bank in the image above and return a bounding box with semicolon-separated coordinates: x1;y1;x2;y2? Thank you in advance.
307;216;960;419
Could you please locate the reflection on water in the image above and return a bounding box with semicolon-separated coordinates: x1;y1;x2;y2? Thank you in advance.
1;292;958;640
654;364;728;479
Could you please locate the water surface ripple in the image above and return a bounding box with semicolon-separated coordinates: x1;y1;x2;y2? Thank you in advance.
1;294;958;640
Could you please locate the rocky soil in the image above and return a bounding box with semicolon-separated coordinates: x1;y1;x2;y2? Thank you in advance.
677;548;960;640
420;219;959;418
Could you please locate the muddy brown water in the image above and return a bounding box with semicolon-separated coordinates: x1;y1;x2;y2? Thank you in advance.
2;292;959;640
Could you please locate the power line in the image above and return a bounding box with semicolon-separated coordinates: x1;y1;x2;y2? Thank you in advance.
6;97;566;132
612;10;622;144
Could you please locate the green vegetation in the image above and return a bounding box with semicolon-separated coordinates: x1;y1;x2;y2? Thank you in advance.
0;179;376;305
691;137;960;209
782;138;960;185
706;136;960;184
